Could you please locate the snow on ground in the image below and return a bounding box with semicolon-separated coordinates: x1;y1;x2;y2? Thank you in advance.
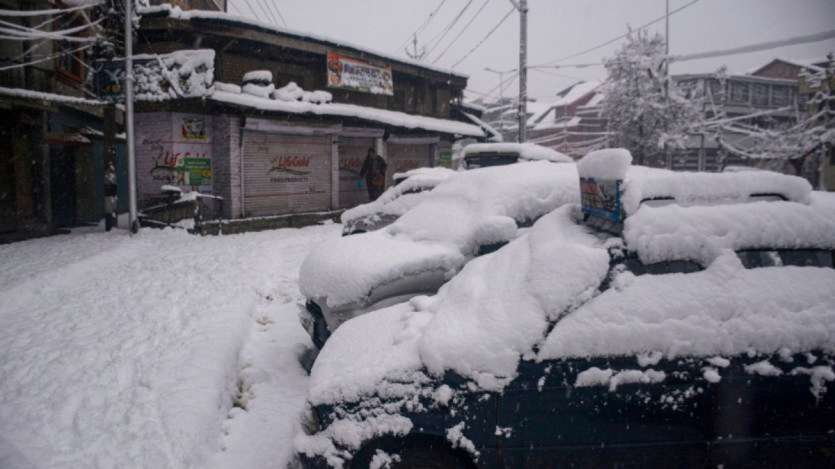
0;223;339;469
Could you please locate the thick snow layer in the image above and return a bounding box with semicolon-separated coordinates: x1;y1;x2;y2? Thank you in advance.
578;149;813;214
133;49;215;101
0;224;338;469
303;162;579;309
309;206;610;404
539;252;835;360
211;90;484;137
811;190;835;218
416;207;608;384
242;70;273;83
577;148;633;180
299;230;465;309
575;368;666;391
624;201;835;264
342;167;458;225
0;85;104;106
621;166;812;215
461;142;573;163
212;81;241;94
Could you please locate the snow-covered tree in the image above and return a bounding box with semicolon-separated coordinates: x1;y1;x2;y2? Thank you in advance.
601;30;703;166
717;54;834;187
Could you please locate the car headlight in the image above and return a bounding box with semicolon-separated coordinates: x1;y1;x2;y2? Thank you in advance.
301;403;323;435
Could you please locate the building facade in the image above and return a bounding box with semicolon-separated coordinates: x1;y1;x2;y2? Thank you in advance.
131;5;485;219
0;0;125;241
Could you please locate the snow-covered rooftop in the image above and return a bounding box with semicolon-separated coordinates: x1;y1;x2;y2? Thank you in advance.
138;4;467;79
461;142;573;163
211;89;485;137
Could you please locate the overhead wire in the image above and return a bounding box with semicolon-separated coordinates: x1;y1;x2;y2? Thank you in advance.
269;1;289;27
424;0;475;58
0;43;92;71
432;0;490;64
451;6;514;68
0;1;103;17
397;0;450;51
532;0;701;67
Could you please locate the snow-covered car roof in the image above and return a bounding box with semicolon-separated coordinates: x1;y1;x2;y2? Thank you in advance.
340;167;457;226
578;148;812;216
301;161;579;310
460;143;573;164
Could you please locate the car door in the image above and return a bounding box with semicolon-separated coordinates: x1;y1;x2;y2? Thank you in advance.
497;357;711;468
708;352;835;467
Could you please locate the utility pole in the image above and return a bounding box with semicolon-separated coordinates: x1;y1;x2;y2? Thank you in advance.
125;0;138;234
512;0;529;143
664;0;672;169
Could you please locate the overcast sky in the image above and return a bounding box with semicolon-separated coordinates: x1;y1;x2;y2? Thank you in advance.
231;0;835;103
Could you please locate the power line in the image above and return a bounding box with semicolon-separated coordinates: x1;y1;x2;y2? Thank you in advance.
432;0;491;64
425;0;475;58
270;2;289;27
533;0;701;67
0;43;91;71
451;6;515;68
397;0;450;51
0;2;103;17
254;0;279;25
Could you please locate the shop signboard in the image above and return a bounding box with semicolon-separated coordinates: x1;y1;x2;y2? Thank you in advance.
580;177;622;223
327;51;394;96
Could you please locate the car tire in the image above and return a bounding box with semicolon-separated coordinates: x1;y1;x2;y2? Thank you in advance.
352;437;474;469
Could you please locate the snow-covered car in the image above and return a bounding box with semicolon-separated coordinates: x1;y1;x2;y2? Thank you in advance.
456;142;573;170
299;160;579;349
341;167;457;236
294;149;835;468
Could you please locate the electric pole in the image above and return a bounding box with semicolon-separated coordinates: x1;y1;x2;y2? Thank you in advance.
664;0;672;169
125;0;138;233
512;0;528;143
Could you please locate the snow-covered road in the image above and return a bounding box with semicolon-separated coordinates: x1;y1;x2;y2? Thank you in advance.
0;224;340;469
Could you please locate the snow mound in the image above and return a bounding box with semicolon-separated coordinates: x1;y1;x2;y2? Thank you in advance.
302;162;578;310
462;142;573;163
242;70;273;84
624;201;835;265
310;206;610;404
540;251;835;360
621;166;812;215
133;49;215;101
299;230;465;309
577;148;633;180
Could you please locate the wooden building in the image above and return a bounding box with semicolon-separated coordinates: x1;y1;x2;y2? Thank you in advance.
133;5;486;219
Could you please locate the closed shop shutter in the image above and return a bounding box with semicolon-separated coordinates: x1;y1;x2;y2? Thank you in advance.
385;143;433;186
338;136;374;208
242;130;332;217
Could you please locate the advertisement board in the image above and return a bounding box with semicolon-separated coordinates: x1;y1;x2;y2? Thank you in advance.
580;177;622;223
327;51;394;96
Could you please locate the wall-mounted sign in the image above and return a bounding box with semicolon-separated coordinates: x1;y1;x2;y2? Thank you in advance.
149;143;213;192
327;51;394;96
580;177;622;223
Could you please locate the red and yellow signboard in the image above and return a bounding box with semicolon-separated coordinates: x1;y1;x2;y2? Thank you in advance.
327;51;394;96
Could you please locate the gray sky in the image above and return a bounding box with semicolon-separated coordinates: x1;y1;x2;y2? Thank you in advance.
232;0;835;102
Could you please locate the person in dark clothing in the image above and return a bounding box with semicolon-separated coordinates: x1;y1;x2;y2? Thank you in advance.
359;148;388;201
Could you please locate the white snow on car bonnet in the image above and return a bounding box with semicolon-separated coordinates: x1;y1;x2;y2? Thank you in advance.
309;206;610;404
300;161;579;308
340;167;457;224
540;251;835;360
462;142;573;163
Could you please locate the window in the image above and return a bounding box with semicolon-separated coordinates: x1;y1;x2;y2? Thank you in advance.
752;83;769;106
707;79;723;101
729;81;750;104
772;86;790;106
736;249;834;269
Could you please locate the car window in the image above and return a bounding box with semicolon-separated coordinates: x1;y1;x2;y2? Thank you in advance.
736;249;834;269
